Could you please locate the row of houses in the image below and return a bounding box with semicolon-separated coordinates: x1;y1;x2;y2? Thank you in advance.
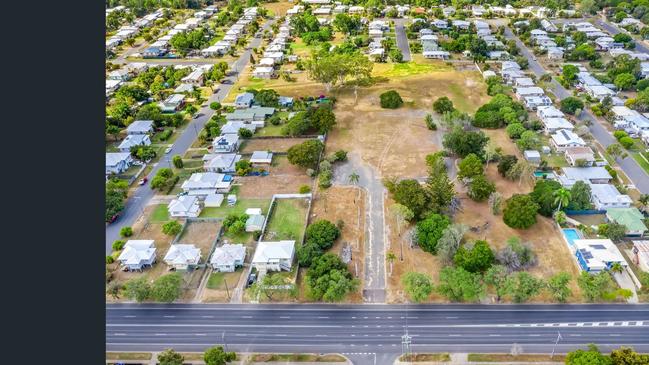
252;17;293;79
106;9;165;51
116;236;295;273
529;28;565;59
496;60;554;110
143;7;218;58
367;20;390;59
201;7;259;57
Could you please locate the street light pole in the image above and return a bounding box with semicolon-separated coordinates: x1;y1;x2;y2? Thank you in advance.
551;331;562;359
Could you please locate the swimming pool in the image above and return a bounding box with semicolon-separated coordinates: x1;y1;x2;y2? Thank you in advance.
562;228;582;247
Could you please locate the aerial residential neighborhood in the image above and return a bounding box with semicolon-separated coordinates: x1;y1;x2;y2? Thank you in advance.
104;0;649;363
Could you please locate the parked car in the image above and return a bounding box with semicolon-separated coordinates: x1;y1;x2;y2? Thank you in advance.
165;147;172;154
138;177;148;186
246;273;257;287
108;214;119;224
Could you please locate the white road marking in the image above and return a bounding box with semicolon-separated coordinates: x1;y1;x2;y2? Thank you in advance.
318;316;329;319
446;317;458;319
201;316;214;318
529;334;540;337
570;334;581;337
114;333;127;336
449;334;462;337
241;316;253;319
275;334;286;337
489;334;501;337
123;316;136;318
280;316;290;319
154;333;166;336
195;334;206;336
163;316;175;318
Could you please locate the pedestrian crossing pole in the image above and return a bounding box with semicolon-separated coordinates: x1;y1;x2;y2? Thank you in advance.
551;331;562;359
402;301;412;361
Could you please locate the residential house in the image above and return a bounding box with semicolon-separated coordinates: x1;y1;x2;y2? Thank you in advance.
212;134;240;153
250;151;273;165
181;69;204;86
501;69;526;84
106;79;122;96
106;152;133;175
537;105;565;120
252;66;277;79
126;120;154;135
108;69;131;81
515;87;545;101
163;244;201;271
513;77;535;88
204;193;224;207
245;214;265;232
452;20;470;30
577;72;602;87
202;153;241;173
595;37;621;51
585;85;616;101
627;113;649;134
541;19;558;32
423;50;450;59
117;240;156;271
118;134;151;152
278;96;294;107
573;239;627;273
641;62;649;78
210;244;246;272
558;166;613;187
168;195;202;218
252;241;296;272
442;6;455;17
590;184;633;210
488;51;509;60
349;5;364;14
159;94;185;112
181;172;232;196
174;83;195;94
235;92;254;109
542;117;574;134
313;6;331;15
501;61;521;72
524;96;553;110
631;241;649;272
606;208;648;237
482;70;497;79
432;19;448;30
221;121;257;135
142;46;166;58
564;146;595;166
226;107;275;124
547;47;564;60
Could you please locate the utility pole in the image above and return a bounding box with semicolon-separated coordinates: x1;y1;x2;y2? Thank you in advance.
401;300;412;362
550;331;562;359
222;331;228;352
224;278;230;300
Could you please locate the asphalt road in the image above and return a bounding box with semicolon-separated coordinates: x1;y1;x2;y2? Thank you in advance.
593;17;649;54
393;18;412;62
107;303;649;356
105;21;275;254
501;25;649;194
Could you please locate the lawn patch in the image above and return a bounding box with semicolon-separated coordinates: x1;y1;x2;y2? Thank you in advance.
150;204;169;222
467;354;566;362
252;353;346;362
199;198;271;218
399;353;451;362
631;151;649;175
263;198;309;241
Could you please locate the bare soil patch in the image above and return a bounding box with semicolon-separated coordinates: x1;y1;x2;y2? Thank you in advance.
177;221;222;261
240;137;314;153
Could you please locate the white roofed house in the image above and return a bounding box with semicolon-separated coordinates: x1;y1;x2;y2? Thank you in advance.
108;69;131;81
118;134;151;153
212;134;240;153
523;96;552;110
515;87;545;101
263;51;284;64
126;120;154;135
547;47;564;60
537;105;565;120
163;244;201;271
551;129;586;152
585;85;616;101
252;241;296;272
181;172;232;196
590;184;633;211
423;50;450;60
221;121;257;135
117;240;157;271
558;166;613;187
574;239;627;273
106;152;133;175
432;19;448;30
202;153;241;173
541;19;558;32
168;195;202;218
181;69;205;86
211;244;246;272
501;69;526;84
595;37;621;51
452;20;470;30
252;66;277;79
564;146;595;166
159;94;185;113
641;62;649;78
627;113;649;135
235;92;254;109
541;116;574;134
513;77;535;88
250;151;273;165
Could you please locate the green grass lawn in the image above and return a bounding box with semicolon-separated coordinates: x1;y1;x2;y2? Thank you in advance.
150;204;170;222
543;153;569;168
224;229;255;243
263;199;308;241
200;198;271;218
631;151;649;175
467;354;566;362
373;61;453;78
256;123;285;136
399;353;451;362
206;269;243;290
106;353;152;360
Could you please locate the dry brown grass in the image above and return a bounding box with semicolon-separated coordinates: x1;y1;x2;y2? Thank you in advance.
307;186;367;303
240;137;315;153
176;221;222;261
237;155;313;199
261;1;295;16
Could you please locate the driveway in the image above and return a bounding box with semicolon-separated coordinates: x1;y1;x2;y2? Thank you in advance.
393;18;412;62
333;152;386;303
501;26;649;194
105;19;277;254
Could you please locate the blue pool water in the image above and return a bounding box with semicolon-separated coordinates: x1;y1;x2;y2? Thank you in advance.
562;228;581;247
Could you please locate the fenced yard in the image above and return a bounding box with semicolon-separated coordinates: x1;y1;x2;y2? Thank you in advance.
262;198;310;242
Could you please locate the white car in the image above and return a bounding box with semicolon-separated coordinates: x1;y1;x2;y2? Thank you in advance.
165;147;172;154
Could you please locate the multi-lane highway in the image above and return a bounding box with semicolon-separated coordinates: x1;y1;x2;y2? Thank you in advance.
107;304;649;355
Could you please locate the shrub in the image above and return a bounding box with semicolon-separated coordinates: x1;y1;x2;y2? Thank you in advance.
505;123;526;139
209;101;221;110
120;226;133;237
299;185;311;194
497;155;518;177
172;155;183;168
468;175;496;202
453;240;495;273
162;220;182;236
613;130;628;140
238;128;253;138
503;194;539;229
106;255;115;264
158;129;172;141
112;240;126;251
287;140;324;169
305;220;341;250
433;96;455;114
619;136;635;149
416;213;451;254
235;160;253;176
334;149;348;161
379;90;404;109
560;96;584;114
318;170;333;188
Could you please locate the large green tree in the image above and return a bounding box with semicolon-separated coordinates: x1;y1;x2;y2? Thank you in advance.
443;126;489;158
416;213;451;254
503;194;539;229
287;140;324;168
402;272;434;302
151;273;183;303
158;349;184;365
391;179;430;219
437;266;485;302
454;240;495;273
305;220;341;250
203;346;236;365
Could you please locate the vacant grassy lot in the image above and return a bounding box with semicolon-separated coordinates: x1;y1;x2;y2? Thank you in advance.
467;353;566;362
252;353;346;362
206;269;243;290
199;198;271;218
399;353;451;362
149;204;170;222
240;137;315;153
176;221;222;261
105;352;152;360
238;156;312;199
263;198;309;241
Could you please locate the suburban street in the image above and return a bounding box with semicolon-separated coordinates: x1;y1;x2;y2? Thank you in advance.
105;20;275;254
393;18;412;62
501;24;649;194
107;303;649;357
593;16;649;54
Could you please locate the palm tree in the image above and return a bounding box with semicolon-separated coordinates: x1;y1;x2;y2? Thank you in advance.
639;194;649;213
348;172;360;203
610;262;623;274
386;252;397;276
553;188;571;212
